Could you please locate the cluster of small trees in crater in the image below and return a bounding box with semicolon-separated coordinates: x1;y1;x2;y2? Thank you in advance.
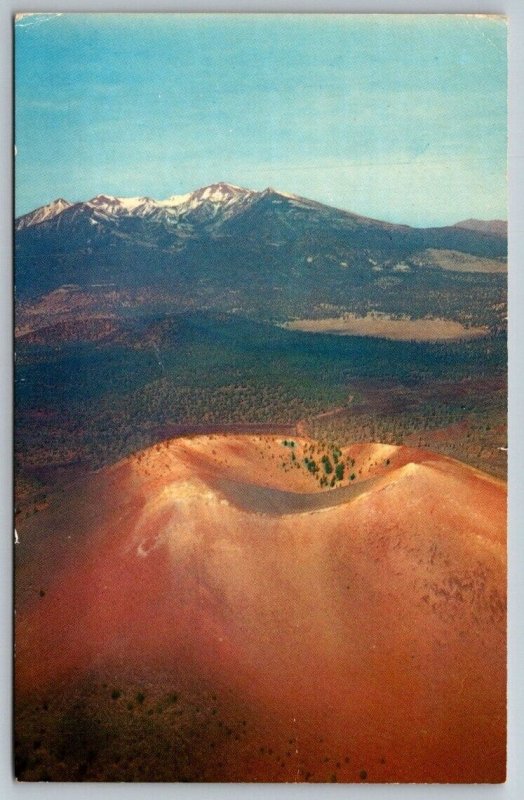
281;440;360;490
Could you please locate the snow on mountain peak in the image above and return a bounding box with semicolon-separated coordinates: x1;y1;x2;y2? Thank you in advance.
87;195;124;213
187;182;253;205
85;194;167;219
16;183;259;229
201;182;247;196
15;198;72;230
273;189;302;201
84;184;255;217
153;183;255;219
116;197;160;215
154;192;191;210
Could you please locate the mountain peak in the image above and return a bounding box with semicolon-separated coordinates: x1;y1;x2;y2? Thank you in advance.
87;194;121;209
85;194;166;219
15;197;72;231
190;182;253;202
157;182;256;221
208;181;246;191
260;187;311;203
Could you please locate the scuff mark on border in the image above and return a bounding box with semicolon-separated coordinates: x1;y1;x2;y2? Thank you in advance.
15;13;63;29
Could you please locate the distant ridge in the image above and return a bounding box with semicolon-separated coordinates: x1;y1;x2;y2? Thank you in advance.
453;219;507;237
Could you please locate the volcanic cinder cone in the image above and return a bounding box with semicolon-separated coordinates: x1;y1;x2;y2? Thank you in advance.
15;436;506;783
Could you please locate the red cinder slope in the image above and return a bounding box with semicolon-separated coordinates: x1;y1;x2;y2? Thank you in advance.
15;436;506;783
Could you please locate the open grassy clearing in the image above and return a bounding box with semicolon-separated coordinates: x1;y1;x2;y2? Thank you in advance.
284;313;488;341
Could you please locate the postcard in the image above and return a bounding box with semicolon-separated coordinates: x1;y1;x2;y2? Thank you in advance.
14;13;507;783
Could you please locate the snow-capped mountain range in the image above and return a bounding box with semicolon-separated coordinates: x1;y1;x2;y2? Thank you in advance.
16;182;507;243
15;180;507;334
15;182;296;232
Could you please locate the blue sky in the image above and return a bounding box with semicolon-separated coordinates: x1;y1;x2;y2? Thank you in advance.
15;13;507;226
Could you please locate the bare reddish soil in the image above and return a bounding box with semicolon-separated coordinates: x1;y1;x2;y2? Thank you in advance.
15;436;506;783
